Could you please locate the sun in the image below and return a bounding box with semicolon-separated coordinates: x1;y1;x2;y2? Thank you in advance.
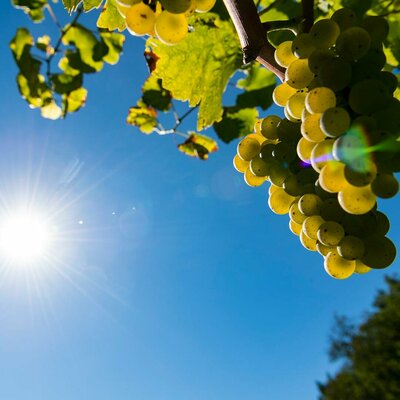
0;210;53;264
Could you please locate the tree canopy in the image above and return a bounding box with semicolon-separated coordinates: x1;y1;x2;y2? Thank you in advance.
319;275;400;399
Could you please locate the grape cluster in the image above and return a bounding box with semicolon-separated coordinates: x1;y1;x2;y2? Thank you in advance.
233;8;400;279
116;0;216;45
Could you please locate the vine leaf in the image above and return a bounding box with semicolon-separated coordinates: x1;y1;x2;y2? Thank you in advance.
97;0;126;32
142;75;172;112
178;133;218;160
147;13;242;131
12;0;47;22
214;107;258;143
127;101;158;134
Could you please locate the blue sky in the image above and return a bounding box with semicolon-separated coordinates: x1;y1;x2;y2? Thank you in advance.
0;4;399;400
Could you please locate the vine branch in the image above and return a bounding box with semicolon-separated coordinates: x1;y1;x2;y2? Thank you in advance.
301;0;314;33
222;0;285;81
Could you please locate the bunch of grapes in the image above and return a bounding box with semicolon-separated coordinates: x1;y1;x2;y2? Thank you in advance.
233;8;400;279
115;0;216;45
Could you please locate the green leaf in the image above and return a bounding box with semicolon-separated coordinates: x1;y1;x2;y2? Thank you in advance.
17;73;52;108
127;102;158;134
83;0;103;11
147;13;242;131
177;133;218;160
142;75;172;112
51;73;83;94
10;28;41;78
36;35;54;55
12;0;47;22
98;31;125;64
214;107;258;143
387;19;400;66
97;0;126;32
62;24;104;72
236;65;276;110
62;87;88;113
62;0;82;12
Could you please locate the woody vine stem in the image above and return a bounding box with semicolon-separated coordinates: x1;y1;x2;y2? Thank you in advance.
222;0;314;81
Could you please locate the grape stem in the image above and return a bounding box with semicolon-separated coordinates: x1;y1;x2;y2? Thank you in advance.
301;0;314;33
222;0;285;81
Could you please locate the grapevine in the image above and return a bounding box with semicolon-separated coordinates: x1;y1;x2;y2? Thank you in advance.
234;8;399;279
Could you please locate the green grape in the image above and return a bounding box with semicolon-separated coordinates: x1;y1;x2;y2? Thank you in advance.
292;33;315;58
318;221;345;246
351;48;386;83
361;235;396;269
126;3;155;36
378;71;398;93
317;241;336;257
338;236;365;260
284;175;302;196
331;8;357;31
233;154;249;173
301;114;325;142
297;167;318;186
285;59;314;89
320;107;350;138
269;183;280;196
116;2;133;17
289;219;302;236
303;215;325;240
324;251;355;279
307;77;322;90
261;115;281;140
269;162;291;187
287;91;307;119
344;162;377;187
310;139;334;172
375;211;390;236
155;11;188;45
268;188;297;214
272;83;298;107
277;119;301;142
319;161;347;193
309;19;340;49
354;259;372;274
349;79;391;114
250;157;270;177
195;0;216;12
342;212;378;238
260;143;275;160
308;49;334;74
289;201;307;224
275;41;297;68
160;0;192;13
362;16;389;43
318;58;351;92
332;132;366;164
244;167;266;187
300;230;318;251
246;132;266;145
336;27;371;61
371;173;399;198
297;137;314;162
298;193;322;216
320;198;346;222
305;87;336;114
274;142;296;163
237;137;261;161
338;185;376;215
314;180;335;200
302;107;311;121
284;105;301;123
352;115;377;132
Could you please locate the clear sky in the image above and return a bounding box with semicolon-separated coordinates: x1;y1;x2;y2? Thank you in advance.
0;4;399;400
